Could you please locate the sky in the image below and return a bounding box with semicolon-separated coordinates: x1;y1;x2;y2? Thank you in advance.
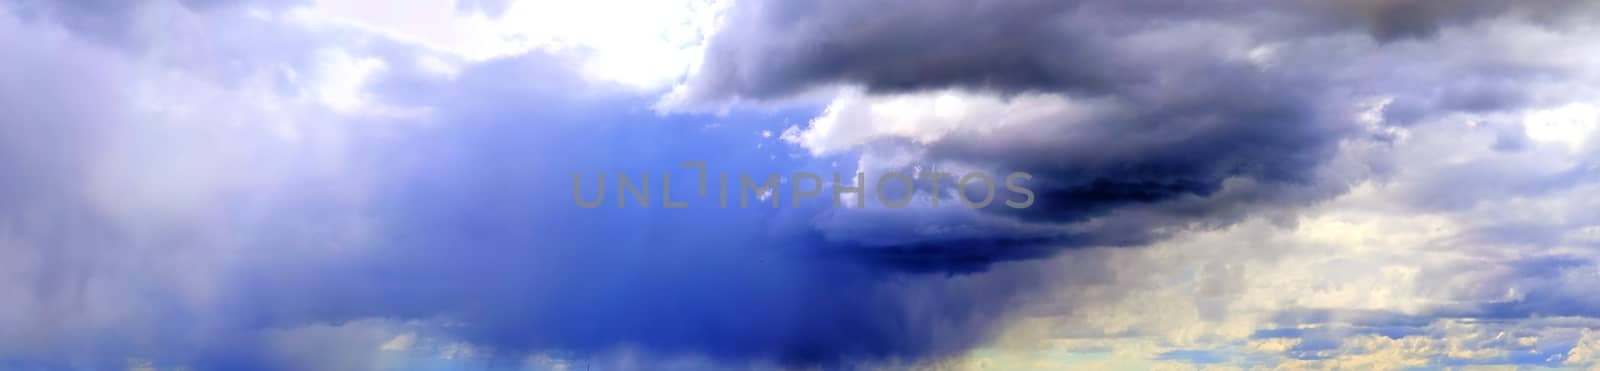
2;0;1600;370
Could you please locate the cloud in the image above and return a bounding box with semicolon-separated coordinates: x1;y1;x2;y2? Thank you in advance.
0;2;1067;368
669;0;1389;268
1311;0;1600;41
6;0;1600;369
656;0;1600;272
941;69;1600;367
673;0;1600;104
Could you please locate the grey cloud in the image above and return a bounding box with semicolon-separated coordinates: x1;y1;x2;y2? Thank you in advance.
6;0;303;49
679;0;1600;103
928;66;1347;222
1312;0;1600;41
679;0;1099;101
684;0;1370;268
676;0;1600;270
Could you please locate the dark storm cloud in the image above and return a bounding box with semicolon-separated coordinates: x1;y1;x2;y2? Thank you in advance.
676;0;1382;267
680;0;1600;103
678;0;1097;100
670;0;1600;269
932;65;1344;222
1312;0;1600;41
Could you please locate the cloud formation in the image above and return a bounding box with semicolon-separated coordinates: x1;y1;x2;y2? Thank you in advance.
672;0;1387;268
3;0;1600;369
0;2;1053;368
